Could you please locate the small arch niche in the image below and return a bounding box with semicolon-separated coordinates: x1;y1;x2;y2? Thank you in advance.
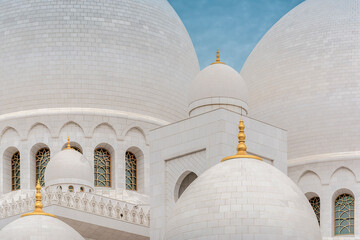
174;171;198;201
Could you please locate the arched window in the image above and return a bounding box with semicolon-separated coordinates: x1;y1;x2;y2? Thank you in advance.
35;148;50;186
72;146;82;153
68;185;74;192
125;151;137;191
11;152;20;191
80;186;84;192
309;197;320;225
94;148;111;187
335;193;354;235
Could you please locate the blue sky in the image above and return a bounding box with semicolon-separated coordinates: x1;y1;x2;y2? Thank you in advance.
169;0;304;70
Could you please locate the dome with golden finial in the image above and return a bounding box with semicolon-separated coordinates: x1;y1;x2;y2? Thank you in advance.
188;50;248;117
166;116;322;240
0;181;85;240
44;138;93;192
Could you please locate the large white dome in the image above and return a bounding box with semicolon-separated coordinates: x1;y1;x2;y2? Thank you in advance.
241;0;360;161
0;0;199;123
166;158;321;240
0;215;84;240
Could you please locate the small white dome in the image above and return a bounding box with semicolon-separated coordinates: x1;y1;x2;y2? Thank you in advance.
166;158;321;240
45;149;93;188
188;60;248;117
0;215;84;240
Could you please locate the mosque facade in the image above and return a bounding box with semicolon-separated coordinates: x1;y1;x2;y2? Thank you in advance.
0;0;358;239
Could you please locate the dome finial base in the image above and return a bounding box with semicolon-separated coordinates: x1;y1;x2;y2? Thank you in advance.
222;116;262;162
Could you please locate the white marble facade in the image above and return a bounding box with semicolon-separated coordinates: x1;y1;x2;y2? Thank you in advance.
289;158;360;239
149;109;287;239
0;0;359;239
0;111;153;239
0;0;199;237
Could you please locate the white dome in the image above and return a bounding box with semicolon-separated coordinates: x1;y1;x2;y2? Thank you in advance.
188;63;248;117
241;0;360;160
0;0;199;123
166;158;321;240
0;215;84;240
45;149;93;188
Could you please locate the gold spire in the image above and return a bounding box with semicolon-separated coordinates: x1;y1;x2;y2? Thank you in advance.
221;116;262;162
21;180;56;218
211;49;225;65
66;137;71;149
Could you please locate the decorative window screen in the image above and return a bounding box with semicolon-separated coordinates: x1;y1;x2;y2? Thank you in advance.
35;148;50;187
94;148;111;187
11;152;20;191
125;151;137;191
309;197;320;225
335;194;354;235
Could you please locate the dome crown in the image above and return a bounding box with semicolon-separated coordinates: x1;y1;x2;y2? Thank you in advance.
188;50;248;117
45;141;93;188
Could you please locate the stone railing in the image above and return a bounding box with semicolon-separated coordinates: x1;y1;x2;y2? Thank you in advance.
0;191;150;227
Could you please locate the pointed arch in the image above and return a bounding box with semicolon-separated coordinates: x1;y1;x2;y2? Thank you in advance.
27;123;51;139
0;127;20;145
298;170;322;185
123;124;147;144
330;167;356;184
58;121;85;137
92;123;117;139
174;171;198;202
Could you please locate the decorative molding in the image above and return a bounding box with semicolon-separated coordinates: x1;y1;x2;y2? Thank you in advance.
0;190;150;227
0;108;168;126
288;151;360;167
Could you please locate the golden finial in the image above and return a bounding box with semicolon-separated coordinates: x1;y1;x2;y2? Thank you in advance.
66;137;71;149
21;180;56;218
221;116;262;162
211;49;225;65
